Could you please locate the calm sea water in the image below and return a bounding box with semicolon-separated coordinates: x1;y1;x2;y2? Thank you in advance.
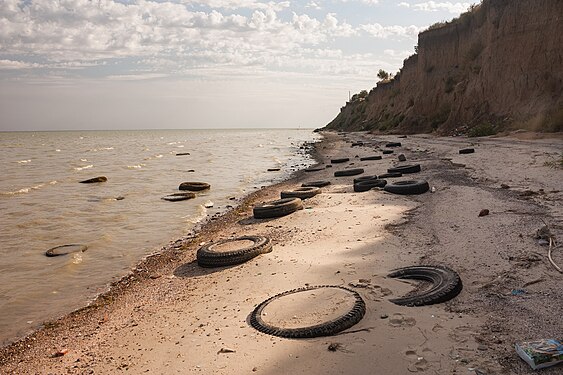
0;128;319;345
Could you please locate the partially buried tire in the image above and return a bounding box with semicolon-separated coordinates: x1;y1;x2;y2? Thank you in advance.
253;197;303;219
387;265;463;306
354;179;387;192
302;180;330;188
334;168;364;177
353;175;378;184
45;244;88;257
281;187;320;200
459;148;475;154
197;235;272;267
385;142;402;148
331;158;350;164
161;192;196;201
384;180;429;195
382;150;394;155
378;172;402;179
387;164;421;174
360;155;382;161
179;182;210;191
249;285;366;338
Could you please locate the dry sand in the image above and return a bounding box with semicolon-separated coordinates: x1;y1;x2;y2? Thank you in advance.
1;131;561;374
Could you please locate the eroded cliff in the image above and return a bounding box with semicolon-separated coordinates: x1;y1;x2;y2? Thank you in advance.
324;0;563;134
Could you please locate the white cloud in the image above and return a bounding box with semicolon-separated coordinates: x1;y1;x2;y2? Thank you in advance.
306;1;322;10
360;23;422;39
0;59;41;69
338;0;379;5
409;2;472;14
398;2;410;8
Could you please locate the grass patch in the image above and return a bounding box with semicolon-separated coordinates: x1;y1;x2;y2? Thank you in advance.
468;122;497;137
544;153;563;169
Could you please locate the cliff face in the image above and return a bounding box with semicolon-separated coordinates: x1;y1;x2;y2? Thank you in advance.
325;0;563;134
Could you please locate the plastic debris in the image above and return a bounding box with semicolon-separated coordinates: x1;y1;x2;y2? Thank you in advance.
515;339;563;370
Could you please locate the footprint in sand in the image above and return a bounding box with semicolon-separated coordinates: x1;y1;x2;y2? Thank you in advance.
389;313;416;327
405;348;432;372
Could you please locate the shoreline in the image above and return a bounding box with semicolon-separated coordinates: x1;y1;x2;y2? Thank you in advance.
0;135;322;355
1;131;562;374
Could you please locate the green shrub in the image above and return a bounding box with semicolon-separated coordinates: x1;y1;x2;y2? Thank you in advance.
468;123;497;137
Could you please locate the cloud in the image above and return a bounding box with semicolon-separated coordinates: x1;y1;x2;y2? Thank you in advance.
360;23;422;39
0;59;42;69
405;2;473;14
338;0;380;5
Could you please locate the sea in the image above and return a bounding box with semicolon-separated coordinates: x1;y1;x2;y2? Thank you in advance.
0;128;320;346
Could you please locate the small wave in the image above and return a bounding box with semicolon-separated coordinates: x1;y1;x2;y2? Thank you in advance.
17;160;31;164
80;159;88;162
183;205;207;224
1;183;45;196
101;147;114;150
176;145;185;148
49;181;58;185
74;165;94;171
127;164;145;169
154;154;163;158
55;149;61;152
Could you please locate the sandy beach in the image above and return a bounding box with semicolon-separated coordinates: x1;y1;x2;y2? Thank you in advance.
1;131;562;374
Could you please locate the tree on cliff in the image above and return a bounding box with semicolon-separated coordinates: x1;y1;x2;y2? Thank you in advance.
377;69;389;81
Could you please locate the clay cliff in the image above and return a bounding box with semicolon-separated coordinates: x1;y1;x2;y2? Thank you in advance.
324;0;563;135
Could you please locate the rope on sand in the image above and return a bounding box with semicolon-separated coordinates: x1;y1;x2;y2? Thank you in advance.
548;237;562;273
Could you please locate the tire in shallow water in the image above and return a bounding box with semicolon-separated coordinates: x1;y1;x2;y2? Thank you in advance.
387;265;463;306
384;180;429;195
249;285;366;338
161;192;196;201
253;198;303;219
302;180;330;188
45;244;88;257
334;168;364;177
281;187;320;200
79;176;107;184
197;235;272;267
331;158;350;164
378;172;402;179
179;182;210;191
387;164;421;174
360;155;382;161
459;148;475;154
354;179;387;192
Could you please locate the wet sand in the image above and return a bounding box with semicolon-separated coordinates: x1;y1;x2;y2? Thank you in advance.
1;131;562;374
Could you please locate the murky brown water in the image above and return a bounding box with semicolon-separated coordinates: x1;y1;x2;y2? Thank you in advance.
0;128;319;345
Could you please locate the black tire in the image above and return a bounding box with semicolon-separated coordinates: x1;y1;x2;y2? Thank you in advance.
387;265;463;306
305;167;324;172
179;182;210;191
331;158;350;164
79;176;107;184
253;198;303;219
387;164;421;174
360;155;382;161
384;180;429;195
459;148;475;154
378;172;402;179
353;175;378;184
385;142;402;148
354;179;387;192
197;236;272;267
281;187;321;200
334;168;364;177
162;192;196;201
302;181;330;188
398;135;407;139
249;285;366;338
45;244;88;257
382;150;394;154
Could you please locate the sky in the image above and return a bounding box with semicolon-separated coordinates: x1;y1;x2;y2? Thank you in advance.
0;0;480;131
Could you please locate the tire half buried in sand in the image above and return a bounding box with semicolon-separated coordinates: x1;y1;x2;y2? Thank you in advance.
197;235;272;267
45;244;87;257
249;285;365;338
253;198;303;219
179;182;210;191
